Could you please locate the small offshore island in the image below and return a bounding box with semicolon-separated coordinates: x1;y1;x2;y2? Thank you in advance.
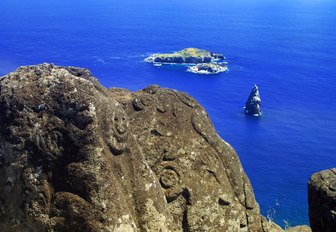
145;48;228;75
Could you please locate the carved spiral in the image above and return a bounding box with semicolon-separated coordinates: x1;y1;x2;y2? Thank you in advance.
160;168;180;189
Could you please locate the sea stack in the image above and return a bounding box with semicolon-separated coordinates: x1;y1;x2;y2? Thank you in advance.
244;84;262;116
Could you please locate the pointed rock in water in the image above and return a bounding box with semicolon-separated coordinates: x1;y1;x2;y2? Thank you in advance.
245;84;262;116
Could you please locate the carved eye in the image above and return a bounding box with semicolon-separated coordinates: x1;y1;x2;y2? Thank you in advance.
122;117;126;121
114;117;118;121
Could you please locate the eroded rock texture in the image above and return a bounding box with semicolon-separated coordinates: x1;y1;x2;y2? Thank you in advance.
309;168;336;232
0;64;299;231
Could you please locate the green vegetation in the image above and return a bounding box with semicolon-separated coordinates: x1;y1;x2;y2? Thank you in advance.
145;48;226;74
154;48;211;58
176;48;211;57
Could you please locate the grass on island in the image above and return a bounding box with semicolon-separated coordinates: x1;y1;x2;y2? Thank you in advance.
154;48;211;58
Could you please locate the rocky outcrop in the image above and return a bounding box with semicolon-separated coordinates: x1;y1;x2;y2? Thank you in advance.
145;48;227;75
308;168;336;232
145;48;224;64
0;64;307;231
286;225;312;232
187;63;228;75
244;85;262;116
151;55;211;64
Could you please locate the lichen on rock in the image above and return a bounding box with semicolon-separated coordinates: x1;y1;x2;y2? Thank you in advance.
0;64;308;232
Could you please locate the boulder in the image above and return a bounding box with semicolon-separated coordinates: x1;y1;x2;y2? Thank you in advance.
0;64;307;231
308;168;336;232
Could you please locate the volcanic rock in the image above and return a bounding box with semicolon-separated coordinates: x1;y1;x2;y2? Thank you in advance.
187;63;228;75
144;48;223;64
286;225;312;232
308;168;336;232
0;64;307;231
244;85;262;116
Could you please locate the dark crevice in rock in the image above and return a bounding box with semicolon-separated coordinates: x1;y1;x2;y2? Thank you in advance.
207;169;221;184
150;129;162;136
166;193;181;204
240;223;247;228
218;198;230;206
182;188;192;206
182;207;190;232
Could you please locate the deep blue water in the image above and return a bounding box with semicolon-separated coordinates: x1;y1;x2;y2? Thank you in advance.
1;0;336;227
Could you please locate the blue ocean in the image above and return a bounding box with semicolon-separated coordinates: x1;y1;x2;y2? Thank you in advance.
1;0;335;227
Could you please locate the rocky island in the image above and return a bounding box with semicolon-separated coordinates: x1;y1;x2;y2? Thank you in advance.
244;85;262;116
1;64;333;232
187;63;228;75
145;48;228;75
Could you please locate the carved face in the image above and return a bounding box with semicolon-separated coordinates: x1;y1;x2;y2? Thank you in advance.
112;110;128;137
104;107;129;155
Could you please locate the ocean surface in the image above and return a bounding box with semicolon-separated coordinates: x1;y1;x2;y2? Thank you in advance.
1;0;336;227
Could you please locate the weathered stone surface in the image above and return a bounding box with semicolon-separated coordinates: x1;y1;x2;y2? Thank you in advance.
0;64;307;231
308;168;336;232
286;225;312;232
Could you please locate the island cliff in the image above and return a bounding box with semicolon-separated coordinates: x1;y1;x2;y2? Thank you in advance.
145;48;228;75
0;64;312;231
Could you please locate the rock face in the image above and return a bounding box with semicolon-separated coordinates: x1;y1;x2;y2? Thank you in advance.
244;85;262;116
0;64;305;231
308;168;336;232
286;225;312;232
